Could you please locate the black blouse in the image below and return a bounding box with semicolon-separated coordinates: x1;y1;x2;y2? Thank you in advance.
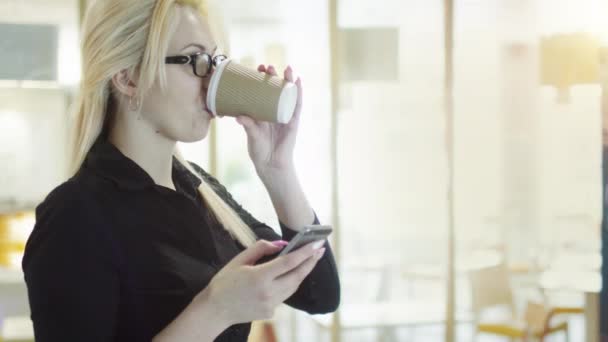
21;136;340;341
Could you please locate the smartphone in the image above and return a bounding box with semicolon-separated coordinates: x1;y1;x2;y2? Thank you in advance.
278;225;333;256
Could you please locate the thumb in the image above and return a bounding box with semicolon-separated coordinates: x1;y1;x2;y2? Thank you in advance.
230;240;284;266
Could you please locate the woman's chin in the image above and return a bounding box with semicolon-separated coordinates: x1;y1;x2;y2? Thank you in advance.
174;123;208;143
171;109;212;143
183;127;209;143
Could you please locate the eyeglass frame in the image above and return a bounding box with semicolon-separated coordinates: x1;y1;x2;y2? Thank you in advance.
165;52;227;78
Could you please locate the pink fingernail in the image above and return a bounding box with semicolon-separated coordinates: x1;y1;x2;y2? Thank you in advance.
272;240;289;247
315;248;326;258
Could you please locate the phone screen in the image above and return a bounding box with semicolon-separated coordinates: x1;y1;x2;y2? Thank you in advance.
278;225;333;256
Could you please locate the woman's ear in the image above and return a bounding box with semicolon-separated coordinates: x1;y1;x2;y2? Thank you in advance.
111;69;138;97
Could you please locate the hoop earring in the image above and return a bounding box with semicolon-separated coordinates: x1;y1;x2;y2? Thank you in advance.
128;95;140;112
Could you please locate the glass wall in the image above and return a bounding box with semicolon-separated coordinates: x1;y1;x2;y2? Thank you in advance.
453;0;604;340
334;0;449;340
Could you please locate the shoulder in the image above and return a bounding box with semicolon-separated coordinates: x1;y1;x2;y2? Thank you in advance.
35;175;103;224
22;177;114;271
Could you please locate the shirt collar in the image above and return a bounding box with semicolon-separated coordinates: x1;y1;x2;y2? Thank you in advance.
83;135;203;192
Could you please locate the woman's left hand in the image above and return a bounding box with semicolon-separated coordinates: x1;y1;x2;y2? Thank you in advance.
235;64;302;175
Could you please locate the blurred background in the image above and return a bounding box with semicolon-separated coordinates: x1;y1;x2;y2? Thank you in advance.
0;0;607;341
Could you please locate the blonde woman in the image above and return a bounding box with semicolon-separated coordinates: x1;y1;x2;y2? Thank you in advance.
21;0;340;341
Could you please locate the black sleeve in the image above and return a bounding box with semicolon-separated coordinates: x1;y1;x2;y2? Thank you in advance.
21;182;121;341
189;162;340;314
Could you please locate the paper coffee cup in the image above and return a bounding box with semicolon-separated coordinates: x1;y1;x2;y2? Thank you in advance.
206;59;298;123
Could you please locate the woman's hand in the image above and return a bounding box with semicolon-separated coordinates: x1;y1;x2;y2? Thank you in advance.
235;65;303;174
153;240;325;341
203;239;325;326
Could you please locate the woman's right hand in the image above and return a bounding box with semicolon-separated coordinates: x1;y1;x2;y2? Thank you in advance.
202;239;326;325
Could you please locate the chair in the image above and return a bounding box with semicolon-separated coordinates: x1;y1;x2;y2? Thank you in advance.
469;263;569;341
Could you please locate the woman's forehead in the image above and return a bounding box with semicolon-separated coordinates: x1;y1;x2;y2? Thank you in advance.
169;5;214;52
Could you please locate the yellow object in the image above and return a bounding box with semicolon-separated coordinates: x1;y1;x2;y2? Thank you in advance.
552;307;584;315
0;213;30;268
540;32;601;88
0;215;10;240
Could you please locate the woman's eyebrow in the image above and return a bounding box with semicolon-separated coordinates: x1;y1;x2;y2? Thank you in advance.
181;43;218;53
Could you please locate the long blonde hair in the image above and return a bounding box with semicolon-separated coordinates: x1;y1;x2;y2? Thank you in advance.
69;0;257;247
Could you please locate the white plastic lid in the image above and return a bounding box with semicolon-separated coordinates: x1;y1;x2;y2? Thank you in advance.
206;58;231;117
277;82;298;123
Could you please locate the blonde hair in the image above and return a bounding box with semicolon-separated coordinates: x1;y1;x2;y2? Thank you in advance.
69;0;257;247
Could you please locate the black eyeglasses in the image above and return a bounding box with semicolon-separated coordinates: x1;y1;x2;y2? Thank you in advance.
165;52;227;78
